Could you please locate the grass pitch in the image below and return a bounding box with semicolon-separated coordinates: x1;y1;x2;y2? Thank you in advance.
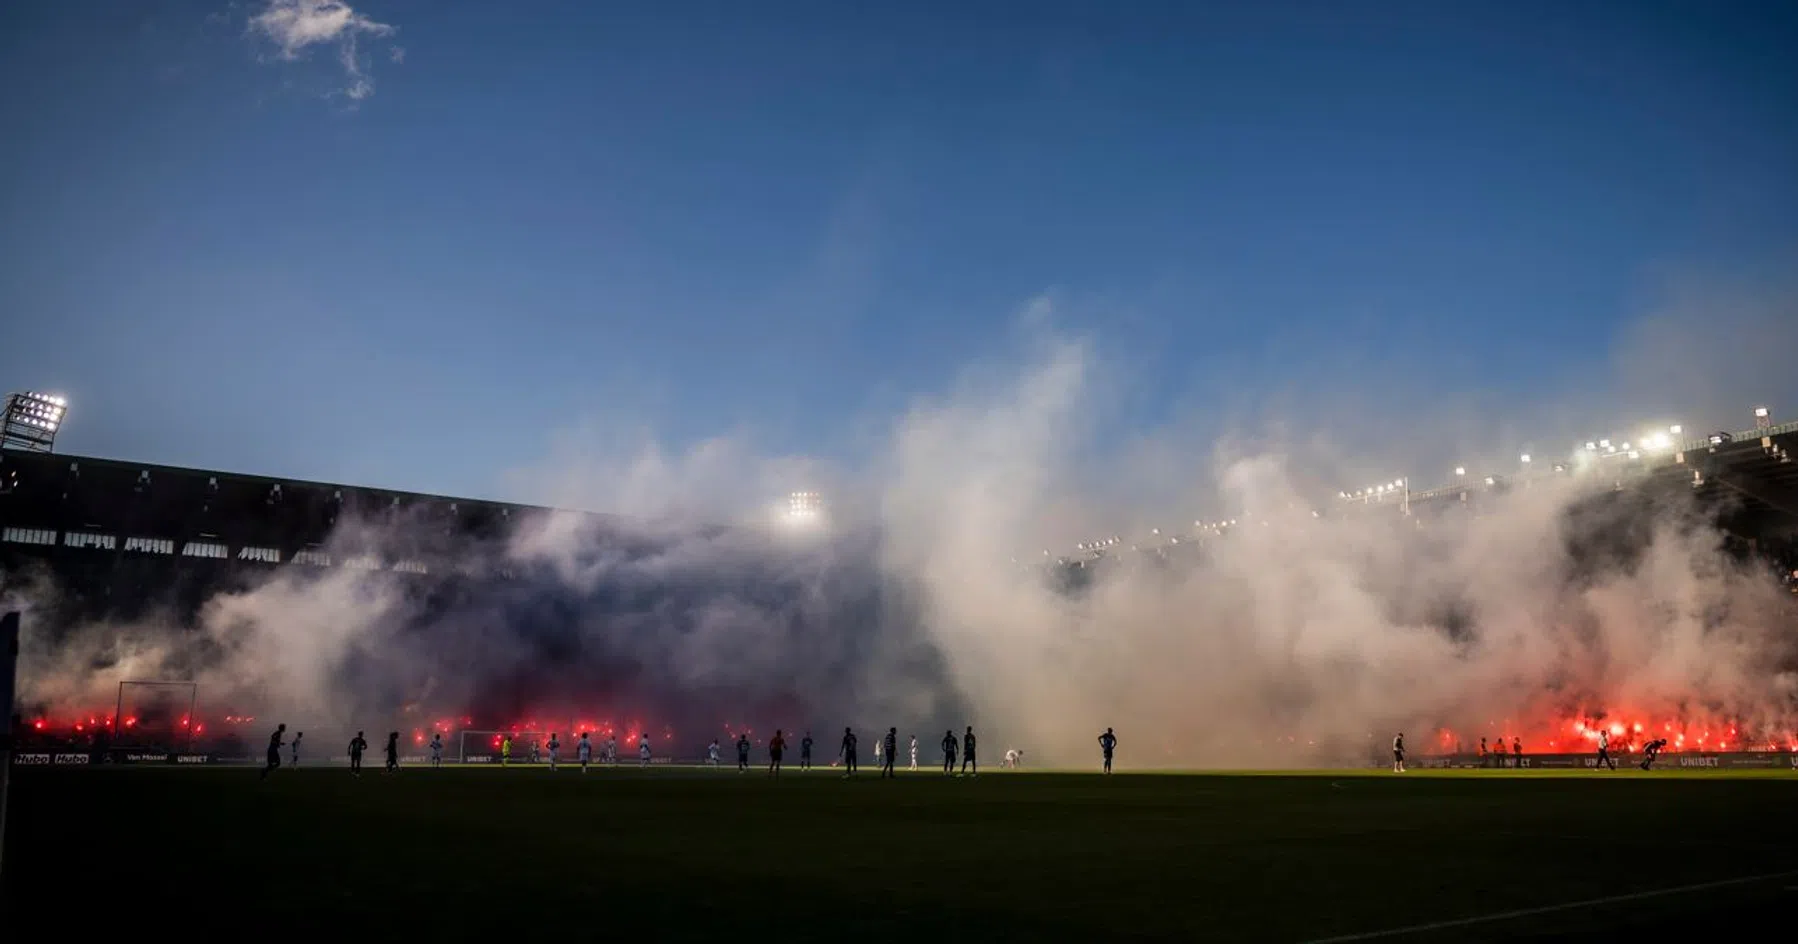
5;765;1796;940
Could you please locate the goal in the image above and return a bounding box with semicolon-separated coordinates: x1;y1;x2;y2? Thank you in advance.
112;680;199;754
459;731;571;764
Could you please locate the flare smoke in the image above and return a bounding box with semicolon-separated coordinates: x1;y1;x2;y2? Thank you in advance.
7;319;1796;766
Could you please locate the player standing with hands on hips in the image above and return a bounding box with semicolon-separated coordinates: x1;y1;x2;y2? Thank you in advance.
1098;728;1117;774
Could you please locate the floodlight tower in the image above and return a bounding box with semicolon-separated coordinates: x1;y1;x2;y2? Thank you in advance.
1;392;67;452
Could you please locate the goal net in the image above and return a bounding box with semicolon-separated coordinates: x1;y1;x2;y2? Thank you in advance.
113;680;199;755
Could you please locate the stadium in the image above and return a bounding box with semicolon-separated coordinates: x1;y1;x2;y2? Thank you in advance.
5;390;1797;767
7;392;1798;940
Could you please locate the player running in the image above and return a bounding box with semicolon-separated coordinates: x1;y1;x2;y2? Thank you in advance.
961;726;978;776
1099;727;1118;774
708;739;721;767
1392;732;1405;773
800;732;814;770
290;731;303;768
578;732;592;773
882;728;898;778
384;732;400;773
348;731;367;776
260;723;286;781
840;727;859;777
547;733;561;771
873;733;883;770
908;735;918;770
1594;729;1616;770
500;734;513;767
1003;748;1020;769
768;729;786;777
941;730;957;775
430;733;444;768
736;734;752;772
1639;737;1668;770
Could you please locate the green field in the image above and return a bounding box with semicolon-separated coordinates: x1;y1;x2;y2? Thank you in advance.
5;765;1797;940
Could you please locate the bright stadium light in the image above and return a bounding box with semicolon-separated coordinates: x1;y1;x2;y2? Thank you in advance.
1520;454;1531;464
1585;442;1597;451
1669;424;1682;435
781;490;825;529
1754;406;1770;418
1454;467;1465;477
2;391;69;453
1599;439;1611;449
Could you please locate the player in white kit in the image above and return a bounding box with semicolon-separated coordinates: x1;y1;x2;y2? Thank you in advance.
604;735;618;765
577;732;592;772
547;733;561;771
909;735;918;770
708;740;721;766
638;734;652;767
1003;748;1020;769
429;733;444;768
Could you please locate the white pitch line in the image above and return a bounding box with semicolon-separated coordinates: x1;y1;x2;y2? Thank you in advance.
1301;869;1798;943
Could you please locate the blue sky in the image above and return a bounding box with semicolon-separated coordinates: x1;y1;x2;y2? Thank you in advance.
1;1;1794;504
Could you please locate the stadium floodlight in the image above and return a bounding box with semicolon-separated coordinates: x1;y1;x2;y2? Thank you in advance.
1;391;68;453
1484;476;1496;486
1520;454;1531;464
1754;406;1770;418
1754;406;1771;430
1584;442;1597;451
1599;439;1611;448
1454;467;1465;476
1669;424;1682;435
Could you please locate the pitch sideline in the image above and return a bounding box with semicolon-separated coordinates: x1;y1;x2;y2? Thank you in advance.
1301;868;1798;942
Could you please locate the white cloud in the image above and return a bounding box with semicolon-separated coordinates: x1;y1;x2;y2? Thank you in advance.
249;0;398;101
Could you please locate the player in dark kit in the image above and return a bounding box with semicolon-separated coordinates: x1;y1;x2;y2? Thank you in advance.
941;730;957;774
348;731;367;775
1391;732;1405;773
840;727;858;777
260;724;286;780
800;732;814;770
961;727;977;776
1099;728;1118;773
768;729;786;777
384;732;400;773
736;734;752;772
1639;737;1668;770
882;728;898;778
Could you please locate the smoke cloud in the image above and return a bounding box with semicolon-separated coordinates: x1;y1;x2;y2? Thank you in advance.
7;290;1797;766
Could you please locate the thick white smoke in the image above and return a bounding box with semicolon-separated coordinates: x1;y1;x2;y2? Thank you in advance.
8;291;1797;766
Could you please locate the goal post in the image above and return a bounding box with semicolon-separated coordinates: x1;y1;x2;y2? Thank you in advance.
113;680;199;754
